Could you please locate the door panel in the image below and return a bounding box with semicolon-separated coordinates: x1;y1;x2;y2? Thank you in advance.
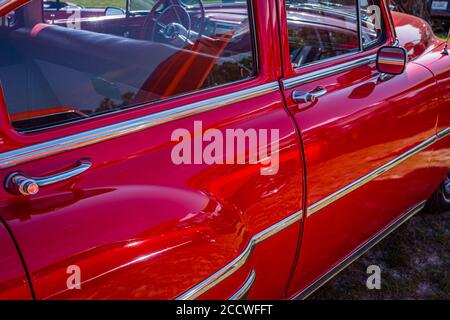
0;220;32;299
282;59;439;296
0;0;304;300
0;88;304;300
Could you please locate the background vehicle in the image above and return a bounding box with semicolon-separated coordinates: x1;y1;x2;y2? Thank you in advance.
0;0;448;300
431;0;450;31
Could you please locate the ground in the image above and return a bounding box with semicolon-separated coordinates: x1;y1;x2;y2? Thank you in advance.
310;208;449;300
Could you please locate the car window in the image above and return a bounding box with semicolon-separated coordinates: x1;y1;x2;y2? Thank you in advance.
286;0;384;68
360;0;384;49
286;0;360;68
0;0;256;131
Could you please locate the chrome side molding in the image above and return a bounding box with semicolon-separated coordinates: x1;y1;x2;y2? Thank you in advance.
229;270;256;300
0;82;280;169
176;210;303;300
307;127;450;217
292;200;426;300
437;127;450;139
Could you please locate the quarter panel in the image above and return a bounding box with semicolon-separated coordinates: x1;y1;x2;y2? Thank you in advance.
412;43;450;188
0;220;32;299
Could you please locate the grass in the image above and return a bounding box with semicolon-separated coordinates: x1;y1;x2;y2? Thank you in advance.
437;33;448;41
75;0;127;8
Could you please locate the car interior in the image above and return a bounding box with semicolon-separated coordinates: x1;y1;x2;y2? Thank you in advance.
0;0;256;131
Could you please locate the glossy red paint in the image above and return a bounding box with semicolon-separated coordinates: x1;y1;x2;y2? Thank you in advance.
277;0;447;298
0;0;304;300
412;40;450;196
0;221;32;299
0;0;448;300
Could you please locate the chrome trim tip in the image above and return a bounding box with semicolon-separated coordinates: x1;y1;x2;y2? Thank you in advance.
176;210;302;300
229;270;256;300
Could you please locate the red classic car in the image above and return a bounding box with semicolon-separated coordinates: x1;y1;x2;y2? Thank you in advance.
0;0;448;300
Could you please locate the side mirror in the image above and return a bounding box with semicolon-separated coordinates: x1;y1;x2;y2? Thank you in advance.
376;46;407;75
105;7;125;16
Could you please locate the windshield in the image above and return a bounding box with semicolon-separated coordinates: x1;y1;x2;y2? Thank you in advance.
129;0;157;11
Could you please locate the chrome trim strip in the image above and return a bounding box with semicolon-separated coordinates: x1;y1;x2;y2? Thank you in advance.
437;127;450;139
176;210;303;300
229;270;256;300
357;0;363;51
307;134;438;217
293;200;426;300
282;55;377;90
0;82;280;169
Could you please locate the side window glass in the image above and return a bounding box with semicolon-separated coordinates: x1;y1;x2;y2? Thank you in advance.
360;0;385;49
286;0;360;68
0;0;256;131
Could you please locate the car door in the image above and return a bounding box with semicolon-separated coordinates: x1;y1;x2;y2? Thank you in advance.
278;0;440;298
0;0;304;299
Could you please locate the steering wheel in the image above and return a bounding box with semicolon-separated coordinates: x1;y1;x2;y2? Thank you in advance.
141;0;205;48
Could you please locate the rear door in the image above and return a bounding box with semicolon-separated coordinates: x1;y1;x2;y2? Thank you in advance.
0;0;304;299
278;0;440;297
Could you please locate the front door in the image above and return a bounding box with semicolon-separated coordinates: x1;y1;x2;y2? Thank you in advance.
278;0;440;297
0;0;303;299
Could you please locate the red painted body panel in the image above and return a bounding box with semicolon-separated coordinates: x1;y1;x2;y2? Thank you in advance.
0;221;32;299
278;4;447;297
0;0;448;300
0;0;304;299
412;41;450;194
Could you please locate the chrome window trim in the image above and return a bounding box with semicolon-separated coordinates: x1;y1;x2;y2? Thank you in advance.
381;0;397;41
357;0;363;51
176;210;303;300
0;82;280;169
229;269;256;300
282;54;377;89
437;126;450;139
307;127;450;217
292;200;426;300
20;75;261;134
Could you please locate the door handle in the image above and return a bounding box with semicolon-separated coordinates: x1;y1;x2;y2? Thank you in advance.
292;86;327;104
5;159;92;196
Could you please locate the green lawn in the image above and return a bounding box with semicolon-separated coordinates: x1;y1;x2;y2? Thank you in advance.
75;0;227;9
437;33;448;41
75;0;130;8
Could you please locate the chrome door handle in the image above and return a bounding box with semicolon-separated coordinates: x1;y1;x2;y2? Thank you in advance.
292;86;327;104
5;159;92;196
